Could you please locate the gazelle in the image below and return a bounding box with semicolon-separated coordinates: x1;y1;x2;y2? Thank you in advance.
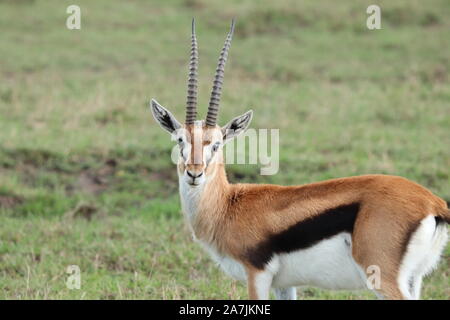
150;19;449;300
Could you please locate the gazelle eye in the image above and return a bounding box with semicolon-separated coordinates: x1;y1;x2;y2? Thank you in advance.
212;142;220;152
177;137;183;144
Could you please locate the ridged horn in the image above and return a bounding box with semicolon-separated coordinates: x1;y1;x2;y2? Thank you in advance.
206;19;235;127
186;18;198;125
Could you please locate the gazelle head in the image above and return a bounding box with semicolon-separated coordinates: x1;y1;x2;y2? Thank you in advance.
151;19;252;187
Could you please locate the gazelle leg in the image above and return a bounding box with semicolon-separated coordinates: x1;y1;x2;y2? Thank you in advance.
376;280;409;300
274;287;297;300
410;275;423;300
247;269;273;300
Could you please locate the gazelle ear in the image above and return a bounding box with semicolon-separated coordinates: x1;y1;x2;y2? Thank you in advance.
150;99;182;134
221;110;253;143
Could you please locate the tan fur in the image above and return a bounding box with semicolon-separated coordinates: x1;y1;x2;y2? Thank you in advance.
246;269;259;300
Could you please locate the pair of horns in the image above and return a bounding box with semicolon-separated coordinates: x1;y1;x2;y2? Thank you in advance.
185;18;235;127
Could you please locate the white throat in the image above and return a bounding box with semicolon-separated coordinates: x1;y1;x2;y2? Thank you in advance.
178;160;220;225
179;179;205;225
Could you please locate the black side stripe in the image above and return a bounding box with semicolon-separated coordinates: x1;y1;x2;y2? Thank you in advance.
245;202;360;269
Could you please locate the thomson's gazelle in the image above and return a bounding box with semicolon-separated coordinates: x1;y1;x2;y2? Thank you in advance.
150;19;449;300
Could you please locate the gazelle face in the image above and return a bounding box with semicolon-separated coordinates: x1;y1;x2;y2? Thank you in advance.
175;122;223;186
151;19;251;187
150;99;252;187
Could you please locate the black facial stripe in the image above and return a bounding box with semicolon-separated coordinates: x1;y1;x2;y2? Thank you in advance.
245;202;360;270
213;142;221;152
205;151;213;168
180;146;184;158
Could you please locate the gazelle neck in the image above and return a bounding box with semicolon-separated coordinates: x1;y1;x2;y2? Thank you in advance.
179;160;230;241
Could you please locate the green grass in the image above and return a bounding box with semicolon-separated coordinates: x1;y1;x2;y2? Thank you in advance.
0;0;449;299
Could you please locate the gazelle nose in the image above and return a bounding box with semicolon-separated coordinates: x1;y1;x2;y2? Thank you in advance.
187;171;203;179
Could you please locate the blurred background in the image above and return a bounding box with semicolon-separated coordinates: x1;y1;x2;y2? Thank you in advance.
0;0;448;299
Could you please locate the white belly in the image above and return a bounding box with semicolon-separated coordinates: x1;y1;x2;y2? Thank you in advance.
273;233;366;289
201;233;367;291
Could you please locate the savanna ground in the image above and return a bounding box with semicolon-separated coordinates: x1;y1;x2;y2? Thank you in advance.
0;0;449;299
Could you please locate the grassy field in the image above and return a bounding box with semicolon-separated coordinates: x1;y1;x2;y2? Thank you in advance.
0;0;449;299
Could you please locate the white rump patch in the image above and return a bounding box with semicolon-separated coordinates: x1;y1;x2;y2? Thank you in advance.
398;215;448;299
